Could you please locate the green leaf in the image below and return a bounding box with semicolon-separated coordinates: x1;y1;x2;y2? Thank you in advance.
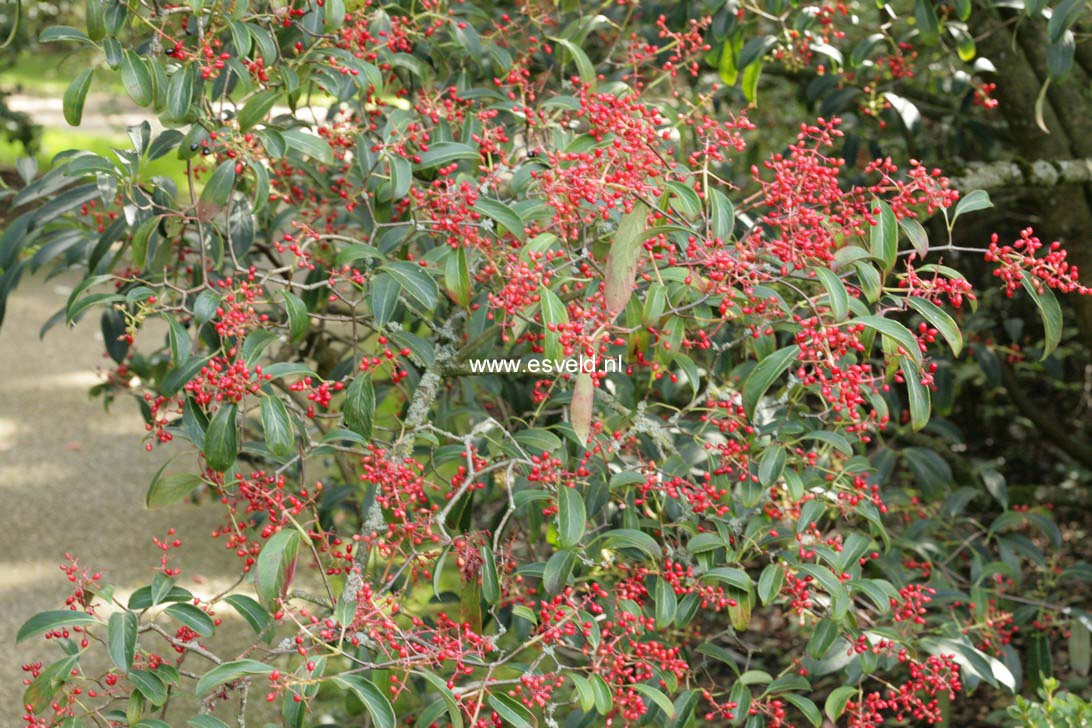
63;69;93;126
539;286;568;363
480;545;500;604
255;528;300;606
223;594;271;636
86;0;106;41
665;180;701;219
807;618;840;659
146;471;203;509
189;718;231;728
900;359;931;431
815;267;849;321
700;568;754;592
238;89;279;131
198;160;236;217
130;669;167;705
418;670;464;728
741;58;762;104
1021;271;1063;359
914;0;940;44
342;375;375;439
551;36;596;85
757;564;784;606
414;141;478;169
107;612;138;672
557;486;586;549
709;188;735;241
855;315;923;365
632;684;676;718
166;65;195;121
474;198;526;241
204;403;238;472
487;693;535;728
120;51;154;106
654;576;678;629
282;129;334;165
824;686;857;722
1048;0;1083;43
782;694;821;728
900;217;929;258
17;610;99;643
160;355;209;397
332;675;396;728
279;290;308;341
869;199;897;272
952;189;993;219
381;260;438;311
260;395;295;457
371;272;399;326
542;549;576;594
195;659;275;696
907;297;962;355
601;529;660;559
604;200;648;316
444;246;472;307
742;344;799;420
164;603;215;637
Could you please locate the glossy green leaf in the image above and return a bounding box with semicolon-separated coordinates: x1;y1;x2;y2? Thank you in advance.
742;344;799;420
63;70;93;126
17;610;99;643
332;675;396;728
107;611;138;672
203;403;238;472
146;472;203;509
164;603;215;637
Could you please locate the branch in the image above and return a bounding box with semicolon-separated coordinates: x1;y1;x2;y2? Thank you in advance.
949;158;1092;190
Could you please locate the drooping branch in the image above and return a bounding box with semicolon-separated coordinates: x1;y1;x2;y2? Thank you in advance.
949;158;1092;191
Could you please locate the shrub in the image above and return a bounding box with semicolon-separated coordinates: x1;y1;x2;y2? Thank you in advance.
8;1;1090;727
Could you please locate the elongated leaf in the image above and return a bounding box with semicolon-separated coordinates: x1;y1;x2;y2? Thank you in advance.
146;472;203;509
63;69;93;126
856;315;923;365
488;693;535;728
602;529;662;559
540;286;568;363
120;51;154;106
332;676;395;728
381;260;438;311
164;603;215;637
815;267;848;321
224;594;271;636
1021;271;1063;359
557;486;586;549
195;659;275;696
604;200;648;317
907;297;962;355
570;372;594;446
869;199;897;272
259;395;294;457
474;198;525;241
255;528;300;606
204;403;238;472
17;610;99;643
342;375;375;439
900;358;931;431
107;612;137;672
742;345;799;420
238;89;279;131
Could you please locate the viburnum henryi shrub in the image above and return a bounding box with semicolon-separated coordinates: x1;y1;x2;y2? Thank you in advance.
6;1;1092;727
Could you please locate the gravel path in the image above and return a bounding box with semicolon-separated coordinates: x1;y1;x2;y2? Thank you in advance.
0;277;255;719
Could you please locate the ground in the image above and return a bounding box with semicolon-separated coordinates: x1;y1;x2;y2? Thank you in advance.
0;275;258;719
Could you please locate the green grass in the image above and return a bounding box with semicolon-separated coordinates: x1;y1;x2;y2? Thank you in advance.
0;49;127;97
0;128;189;189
